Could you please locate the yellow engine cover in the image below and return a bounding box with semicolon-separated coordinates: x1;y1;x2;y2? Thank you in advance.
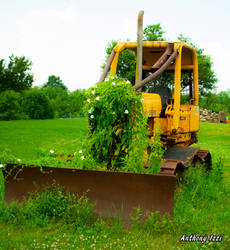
142;93;162;117
190;106;200;132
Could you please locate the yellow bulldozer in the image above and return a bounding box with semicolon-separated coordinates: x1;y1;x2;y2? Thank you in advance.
3;11;211;221
99;10;211;176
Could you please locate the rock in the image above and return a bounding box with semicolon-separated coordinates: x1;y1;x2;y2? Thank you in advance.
199;109;227;123
219;110;227;123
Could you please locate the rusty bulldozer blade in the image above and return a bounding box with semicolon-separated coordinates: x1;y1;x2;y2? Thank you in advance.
3;164;176;221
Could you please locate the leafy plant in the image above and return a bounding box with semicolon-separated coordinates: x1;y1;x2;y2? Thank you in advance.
0;55;33;93
0;90;28;120
22;87;54;119
83;77;163;173
0;183;97;228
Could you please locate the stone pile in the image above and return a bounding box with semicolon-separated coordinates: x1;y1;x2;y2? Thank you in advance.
200;109;227;123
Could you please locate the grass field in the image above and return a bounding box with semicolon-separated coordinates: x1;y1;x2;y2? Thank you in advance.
0;119;88;160
0;119;230;249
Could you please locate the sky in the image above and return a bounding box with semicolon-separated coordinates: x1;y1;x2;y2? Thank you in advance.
0;0;230;92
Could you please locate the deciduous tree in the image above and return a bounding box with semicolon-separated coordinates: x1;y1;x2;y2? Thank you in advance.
43;75;68;90
0;55;33;93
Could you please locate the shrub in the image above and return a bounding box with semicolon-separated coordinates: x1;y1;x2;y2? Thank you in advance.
0;183;97;228
22;88;54;119
27;183;70;219
41;88;86;118
67;89;86;117
0;90;28;120
82;77;163;173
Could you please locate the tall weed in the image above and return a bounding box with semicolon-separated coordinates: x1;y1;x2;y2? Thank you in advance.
0;183;98;229
173;158;230;235
0;170;4;203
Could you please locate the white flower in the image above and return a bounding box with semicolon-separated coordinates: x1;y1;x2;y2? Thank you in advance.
17;158;22;162
110;76;114;79
112;82;116;85
0;164;4;168
141;98;144;101
49;150;54;154
126;80;131;84
81;156;85;160
96;96;100;101
79;150;82;154
91;91;95;94
90;115;94;119
124;110;129;114
88;107;93;114
87;99;90;103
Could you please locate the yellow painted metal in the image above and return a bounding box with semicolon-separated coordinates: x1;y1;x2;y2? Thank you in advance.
154;118;168;133
110;52;119;77
114;43;127;52
172;44;182;132
142;93;162;117
171;133;191;145
128;41;169;49
190;106;200;131
192;50;199;106
109;41;200;148
110;43;127;77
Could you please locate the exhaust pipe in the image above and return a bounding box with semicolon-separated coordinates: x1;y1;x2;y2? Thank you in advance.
136;10;144;91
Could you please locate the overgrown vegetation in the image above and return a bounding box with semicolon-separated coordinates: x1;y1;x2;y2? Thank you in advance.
71;78;162;173
0;156;229;248
0;120;230;248
0;183;97;228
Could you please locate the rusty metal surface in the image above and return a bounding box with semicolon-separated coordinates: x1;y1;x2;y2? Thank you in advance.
133;48;178;91
136;10;144;88
161;146;212;175
3;164;176;221
152;43;174;70
196;150;212;169
163;146;200;164
160;159;183;175
99;49;115;82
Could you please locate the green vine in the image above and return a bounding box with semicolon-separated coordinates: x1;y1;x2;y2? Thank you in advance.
83;77;163;173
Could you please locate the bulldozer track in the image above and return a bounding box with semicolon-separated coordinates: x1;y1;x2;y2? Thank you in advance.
159;146;211;176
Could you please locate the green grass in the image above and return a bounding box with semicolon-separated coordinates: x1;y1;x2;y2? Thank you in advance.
0;119;230;249
196;122;230;180
0;118;88;160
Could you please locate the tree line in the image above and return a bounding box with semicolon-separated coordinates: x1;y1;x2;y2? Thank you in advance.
0;57;86;120
0;24;230;120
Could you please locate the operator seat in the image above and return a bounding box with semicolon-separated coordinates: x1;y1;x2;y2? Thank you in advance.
147;86;172;117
